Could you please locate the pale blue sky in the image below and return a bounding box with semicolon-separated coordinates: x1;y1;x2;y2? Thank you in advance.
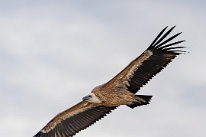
0;1;205;137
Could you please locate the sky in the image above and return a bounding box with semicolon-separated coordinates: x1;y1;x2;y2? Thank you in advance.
0;0;206;137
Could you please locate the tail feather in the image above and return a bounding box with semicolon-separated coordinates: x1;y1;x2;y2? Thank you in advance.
127;95;152;109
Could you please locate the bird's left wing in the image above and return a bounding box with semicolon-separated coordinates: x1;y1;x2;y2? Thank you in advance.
34;101;116;137
104;26;185;94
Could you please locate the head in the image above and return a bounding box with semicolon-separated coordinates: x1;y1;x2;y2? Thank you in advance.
82;93;101;103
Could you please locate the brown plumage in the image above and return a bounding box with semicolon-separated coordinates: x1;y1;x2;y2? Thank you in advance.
34;26;185;137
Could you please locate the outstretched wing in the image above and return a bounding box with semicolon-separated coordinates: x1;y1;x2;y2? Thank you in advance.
34;101;116;137
105;26;185;93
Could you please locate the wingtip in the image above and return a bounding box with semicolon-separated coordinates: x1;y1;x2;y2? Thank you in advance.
164;26;168;30
149;26;177;48
162;26;169;32
181;39;186;42
166;25;176;34
172;25;176;29
148;26;185;53
168;25;176;33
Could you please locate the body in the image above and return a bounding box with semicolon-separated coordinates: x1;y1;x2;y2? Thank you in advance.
84;83;146;107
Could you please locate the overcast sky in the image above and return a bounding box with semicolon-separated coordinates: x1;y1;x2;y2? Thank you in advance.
0;1;206;137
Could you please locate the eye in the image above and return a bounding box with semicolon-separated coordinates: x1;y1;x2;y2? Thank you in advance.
88;95;92;98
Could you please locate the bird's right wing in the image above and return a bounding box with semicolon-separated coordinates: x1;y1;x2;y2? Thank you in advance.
34;101;116;137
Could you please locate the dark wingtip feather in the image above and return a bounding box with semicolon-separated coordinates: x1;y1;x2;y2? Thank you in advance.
153;26;176;46
149;26;168;47
148;26;186;54
172;25;176;29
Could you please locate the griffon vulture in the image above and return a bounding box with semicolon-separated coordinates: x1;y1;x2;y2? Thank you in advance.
34;26;185;137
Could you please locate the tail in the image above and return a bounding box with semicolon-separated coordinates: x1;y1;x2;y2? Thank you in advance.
127;95;152;109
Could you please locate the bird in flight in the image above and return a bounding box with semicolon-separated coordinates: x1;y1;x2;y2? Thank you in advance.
34;26;185;137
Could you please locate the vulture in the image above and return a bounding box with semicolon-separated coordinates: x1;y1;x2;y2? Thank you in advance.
34;26;185;137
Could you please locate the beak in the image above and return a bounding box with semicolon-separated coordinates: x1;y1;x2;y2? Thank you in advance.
82;95;90;101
